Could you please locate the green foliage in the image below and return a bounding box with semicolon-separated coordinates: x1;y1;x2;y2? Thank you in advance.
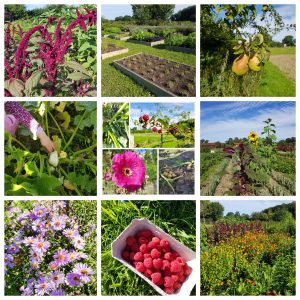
165;32;196;49
101;200;196;295
103;103;129;148
200;201;224;222
171;5;196;22
131;30;155;41
5;102;97;196
282;35;296;46
5;4;26;21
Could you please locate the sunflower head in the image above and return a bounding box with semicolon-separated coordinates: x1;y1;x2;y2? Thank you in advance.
248;131;258;142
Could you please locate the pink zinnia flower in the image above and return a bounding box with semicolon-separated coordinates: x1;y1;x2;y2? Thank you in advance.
112;151;146;192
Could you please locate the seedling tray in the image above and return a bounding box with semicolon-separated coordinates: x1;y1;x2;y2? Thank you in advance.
127;39;165;47
113;53;196;97
112;218;196;296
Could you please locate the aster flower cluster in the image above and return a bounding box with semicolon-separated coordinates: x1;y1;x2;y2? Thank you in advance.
4;7;97;97
5;201;95;296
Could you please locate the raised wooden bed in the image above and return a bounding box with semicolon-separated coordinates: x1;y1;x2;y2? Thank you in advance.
113;53;196;97
165;45;196;54
102;45;129;60
108;35;131;41
127;39;165;47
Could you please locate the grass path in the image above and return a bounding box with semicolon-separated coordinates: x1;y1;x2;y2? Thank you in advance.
214;160;233;196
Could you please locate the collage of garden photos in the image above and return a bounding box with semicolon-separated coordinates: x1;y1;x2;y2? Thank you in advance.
1;0;299;298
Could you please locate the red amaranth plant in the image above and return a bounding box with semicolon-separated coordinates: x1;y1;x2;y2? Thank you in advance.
4;7;97;97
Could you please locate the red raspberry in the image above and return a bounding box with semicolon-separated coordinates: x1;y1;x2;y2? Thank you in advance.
161;259;170;271
160;239;169;248
144;253;151;259
125;245;131;251
164;287;175;294
151;248;161;259
161;245;170;253
163;276;174;288
152;126;157;132
140;244;148;254
170;260;182;273
173;281;182;290
129;252;135;261
138;236;148;244
133;252;143;261
142;230;153;238
143;257;153;269
157;278;164;286
152;236;160;245
164;252;173;261
171;274;179;282
183;265;192;276
153;258;163;270
178;274;186;283
172;251;180;259
151;272;162;285
163;270;172;277
126;236;136;246
131;243;140;252
144;268;153;278
121;250;129;260
147;241;157;250
143;114;149;122
176;257;186;266
135;261;146;273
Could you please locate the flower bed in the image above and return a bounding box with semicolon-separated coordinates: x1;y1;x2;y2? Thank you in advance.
113;53;196;97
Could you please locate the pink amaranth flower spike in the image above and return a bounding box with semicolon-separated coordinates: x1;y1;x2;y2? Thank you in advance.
112;151;146;193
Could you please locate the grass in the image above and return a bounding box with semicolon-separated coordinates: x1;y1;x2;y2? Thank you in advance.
101;200;196;296
270;47;296;55
134;133;180;148
102;38;196;97
257;61;295;96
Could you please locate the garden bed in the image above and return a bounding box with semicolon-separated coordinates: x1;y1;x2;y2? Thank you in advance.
102;44;129;59
113;53;196;97
165;45;196;54
127;39;165;47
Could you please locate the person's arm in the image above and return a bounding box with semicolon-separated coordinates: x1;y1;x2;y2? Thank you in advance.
5;101;55;153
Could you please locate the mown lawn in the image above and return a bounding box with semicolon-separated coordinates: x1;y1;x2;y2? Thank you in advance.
269;47;296;55
133;132;180;148
101;200;196;295
258;61;296;96
101;38;196;97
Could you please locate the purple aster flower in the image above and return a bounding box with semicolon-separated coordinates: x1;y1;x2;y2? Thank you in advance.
32;219;46;232
65;272;82;287
30;249;43;262
23;236;35;247
32;206;47;218
53;201;66;210
7;243;20;254
5;253;14;268
73;263;93;283
49;261;59;271
51;215;66;231
68;251;81;262
53;249;70;267
50;271;65;286
21;287;33;296
50;288;65;296
72;235;85;250
35;276;53;296
32;237;50;254
63;228;79;239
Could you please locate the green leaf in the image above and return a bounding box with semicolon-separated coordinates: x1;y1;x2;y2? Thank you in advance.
25;69;43;93
33;174;61;195
64;60;92;76
67;72;91;81
78;42;91;52
8;79;25;97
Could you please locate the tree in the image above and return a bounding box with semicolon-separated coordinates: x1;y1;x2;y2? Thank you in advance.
171;5;196;22
5;4;26;22
201;201;224;222
115;15;133;22
131;5;175;25
282;35;296;46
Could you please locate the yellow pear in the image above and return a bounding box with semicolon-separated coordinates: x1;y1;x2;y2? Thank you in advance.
249;54;261;71
232;54;249;76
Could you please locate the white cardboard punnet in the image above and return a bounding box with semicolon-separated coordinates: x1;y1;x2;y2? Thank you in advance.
111;218;196;296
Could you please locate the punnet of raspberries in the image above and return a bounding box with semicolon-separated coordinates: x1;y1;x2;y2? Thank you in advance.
121;229;192;294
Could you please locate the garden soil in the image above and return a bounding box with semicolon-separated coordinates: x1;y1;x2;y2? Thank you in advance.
269;54;295;81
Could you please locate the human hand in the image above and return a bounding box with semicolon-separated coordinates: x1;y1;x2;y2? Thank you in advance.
37;130;55;153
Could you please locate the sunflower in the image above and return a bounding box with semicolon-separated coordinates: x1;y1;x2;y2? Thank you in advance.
248;131;258;142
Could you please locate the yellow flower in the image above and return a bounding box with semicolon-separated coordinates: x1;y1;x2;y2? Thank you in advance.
248;131;258;141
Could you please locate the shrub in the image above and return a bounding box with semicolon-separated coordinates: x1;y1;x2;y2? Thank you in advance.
104;26;121;34
131;30;156;41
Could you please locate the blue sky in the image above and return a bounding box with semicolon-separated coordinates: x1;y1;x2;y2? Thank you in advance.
211;200;294;215
130;102;194;128
214;5;295;42
200;101;295;142
102;4;192;20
